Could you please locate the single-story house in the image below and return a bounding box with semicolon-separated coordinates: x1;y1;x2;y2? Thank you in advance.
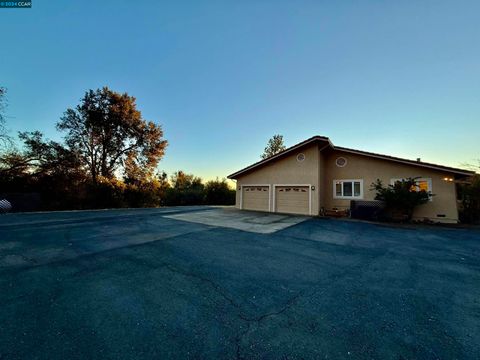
227;135;475;223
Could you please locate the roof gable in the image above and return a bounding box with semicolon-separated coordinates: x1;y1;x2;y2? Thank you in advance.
227;136;331;179
227;135;475;179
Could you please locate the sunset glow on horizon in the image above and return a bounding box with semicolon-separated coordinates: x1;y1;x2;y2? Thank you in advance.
1;1;478;181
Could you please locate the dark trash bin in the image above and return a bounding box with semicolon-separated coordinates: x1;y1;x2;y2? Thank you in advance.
350;200;386;221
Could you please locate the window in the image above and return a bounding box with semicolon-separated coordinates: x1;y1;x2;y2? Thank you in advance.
390;178;433;200
333;179;363;199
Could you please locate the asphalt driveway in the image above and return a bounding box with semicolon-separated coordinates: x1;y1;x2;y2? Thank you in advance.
0;206;479;359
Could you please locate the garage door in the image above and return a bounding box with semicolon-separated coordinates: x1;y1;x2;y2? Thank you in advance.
275;186;310;215
242;186;270;212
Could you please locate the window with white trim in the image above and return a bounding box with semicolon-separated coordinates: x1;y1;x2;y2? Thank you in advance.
390;178;433;200
333;179;363;199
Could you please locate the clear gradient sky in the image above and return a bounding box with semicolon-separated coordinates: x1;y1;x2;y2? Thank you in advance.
1;1;479;181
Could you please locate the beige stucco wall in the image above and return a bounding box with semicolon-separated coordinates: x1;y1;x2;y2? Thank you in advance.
234;143;320;215
318;150;327;209
232;145;460;222
322;150;459;222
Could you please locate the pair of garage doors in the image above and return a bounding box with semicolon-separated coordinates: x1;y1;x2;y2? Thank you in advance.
241;185;310;215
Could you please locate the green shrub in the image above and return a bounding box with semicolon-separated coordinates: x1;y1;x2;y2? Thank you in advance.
204;179;235;205
370;178;431;221
85;177;127;209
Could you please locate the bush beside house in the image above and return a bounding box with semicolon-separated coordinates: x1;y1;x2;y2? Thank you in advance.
370;178;431;222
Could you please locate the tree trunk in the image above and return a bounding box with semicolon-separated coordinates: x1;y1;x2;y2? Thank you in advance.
91;167;97;184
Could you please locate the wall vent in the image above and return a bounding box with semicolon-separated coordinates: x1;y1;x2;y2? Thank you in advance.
336;157;347;167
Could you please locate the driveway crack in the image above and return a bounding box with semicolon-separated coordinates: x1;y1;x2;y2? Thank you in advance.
161;262;243;313
159;262;307;359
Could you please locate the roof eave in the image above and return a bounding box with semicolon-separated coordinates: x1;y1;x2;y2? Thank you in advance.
227;136;475;179
334;146;475;177
227;136;332;179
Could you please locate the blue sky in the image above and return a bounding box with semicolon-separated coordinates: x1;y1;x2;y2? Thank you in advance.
1;0;479;181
